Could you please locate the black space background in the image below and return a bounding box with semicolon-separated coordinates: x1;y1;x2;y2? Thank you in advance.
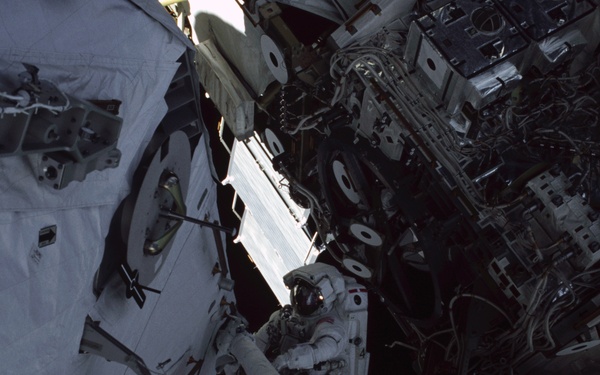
201;92;414;374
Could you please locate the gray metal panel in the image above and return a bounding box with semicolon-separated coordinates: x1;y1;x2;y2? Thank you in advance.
237;210;296;304
84;137;232;375
0;2;231;375
225;137;312;304
0;0;187;211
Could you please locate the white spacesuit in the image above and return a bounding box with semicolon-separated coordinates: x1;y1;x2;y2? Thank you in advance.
254;263;369;374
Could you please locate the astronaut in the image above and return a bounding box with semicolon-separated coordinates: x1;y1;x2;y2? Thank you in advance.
254;262;369;374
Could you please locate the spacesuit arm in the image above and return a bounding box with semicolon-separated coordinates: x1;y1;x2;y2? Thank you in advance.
273;316;347;370
254;309;284;353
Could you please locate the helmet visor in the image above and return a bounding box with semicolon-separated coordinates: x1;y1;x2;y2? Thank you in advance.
292;280;323;316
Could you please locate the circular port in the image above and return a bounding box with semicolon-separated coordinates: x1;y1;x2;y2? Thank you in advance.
44;166;58;180
269;52;279;68
426;58;436;71
471;6;505;35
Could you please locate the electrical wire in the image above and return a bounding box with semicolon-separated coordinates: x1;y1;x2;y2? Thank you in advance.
288;107;330;135
330;36;599;214
0;86;70;116
385;340;418;351
324;38;600;371
0;91;26;101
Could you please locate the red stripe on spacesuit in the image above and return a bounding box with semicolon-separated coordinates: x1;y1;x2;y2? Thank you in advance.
317;317;335;325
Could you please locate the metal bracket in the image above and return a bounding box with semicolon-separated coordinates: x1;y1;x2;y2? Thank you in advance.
0;64;123;189
118;263;162;309
144;171;187;255
79;316;151;375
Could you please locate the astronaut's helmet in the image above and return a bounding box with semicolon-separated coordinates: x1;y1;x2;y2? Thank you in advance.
284;263;347;316
292;279;324;316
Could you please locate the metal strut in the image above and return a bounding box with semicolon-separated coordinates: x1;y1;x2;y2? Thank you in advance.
160;209;238;236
